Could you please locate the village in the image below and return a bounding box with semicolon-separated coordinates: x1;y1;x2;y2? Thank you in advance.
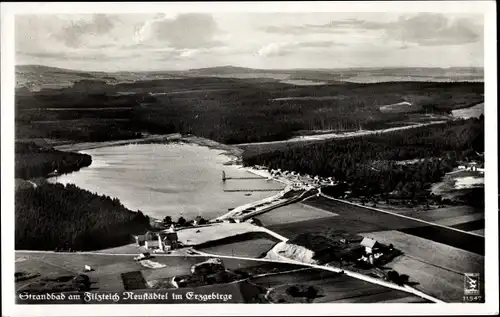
124;166;409;290
27;159;482;304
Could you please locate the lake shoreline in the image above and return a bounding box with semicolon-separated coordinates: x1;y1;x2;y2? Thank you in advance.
54;133;245;164
49;138;285;223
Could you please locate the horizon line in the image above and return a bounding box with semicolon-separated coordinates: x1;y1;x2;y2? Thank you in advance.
15;63;485;74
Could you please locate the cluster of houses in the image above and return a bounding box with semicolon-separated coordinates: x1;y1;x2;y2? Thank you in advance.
133;225;179;253
268;168;337;187
457;161;485;174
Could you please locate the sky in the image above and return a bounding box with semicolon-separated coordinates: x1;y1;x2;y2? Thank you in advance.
15;12;484;71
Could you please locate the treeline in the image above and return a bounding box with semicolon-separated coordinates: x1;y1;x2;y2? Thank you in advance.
15;183;150;251
15;88;156;109
15;142;92;179
129;86;300;144
17;123;142;143
16;79;483;144
243;117;484;201
131;81;483;144
15;91;146;142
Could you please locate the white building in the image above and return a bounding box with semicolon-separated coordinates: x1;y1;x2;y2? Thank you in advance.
360;237;379;254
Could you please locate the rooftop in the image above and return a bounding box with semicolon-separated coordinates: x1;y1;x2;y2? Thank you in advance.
360;237;377;248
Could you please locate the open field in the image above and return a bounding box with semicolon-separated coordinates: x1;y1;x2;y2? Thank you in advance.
359;229;484;302
255;203;335;226
451;102;484;119
195;232;280;258
394;205;481;218
379;101;422;114
358;204;484;234
94;243;150;254
387;255;483;302
445;218;484;230
471;229;485;235
431;169;484;202
252;268;428;303
177;223;265;246
362;230;483;275
15;251;304;293
268;216;386;239
395;206;484;232
302;197;484;255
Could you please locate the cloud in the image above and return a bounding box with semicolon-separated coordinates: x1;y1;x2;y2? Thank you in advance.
257;40;344;57
262;25;349;35
135;13;222;49
51;14;117;48
17;49;142;62
14;13;484;71
385;14;483;46
262;13;483;47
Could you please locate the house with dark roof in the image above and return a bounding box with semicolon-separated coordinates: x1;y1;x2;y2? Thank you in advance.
158;228;179;250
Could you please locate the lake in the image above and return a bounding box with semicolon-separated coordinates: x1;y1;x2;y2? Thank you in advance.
49;143;285;221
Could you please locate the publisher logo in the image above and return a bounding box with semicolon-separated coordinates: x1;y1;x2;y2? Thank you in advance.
464;273;480;295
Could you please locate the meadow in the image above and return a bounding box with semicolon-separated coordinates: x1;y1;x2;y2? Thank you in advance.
388;255;481;302
195;232;280;258
252;268;427;303
176;223;265;246
363;230;484;275
15;251;304;294
254;203;334;227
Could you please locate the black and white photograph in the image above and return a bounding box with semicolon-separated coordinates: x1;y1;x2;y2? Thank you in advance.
1;1;498;316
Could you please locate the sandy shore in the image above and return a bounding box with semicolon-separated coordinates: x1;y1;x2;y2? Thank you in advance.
54;133;182;152
180;135;243;164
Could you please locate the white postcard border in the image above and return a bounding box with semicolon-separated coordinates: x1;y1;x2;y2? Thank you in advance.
1;1;498;316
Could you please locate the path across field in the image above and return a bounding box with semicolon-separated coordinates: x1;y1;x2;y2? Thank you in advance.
299;196;484;256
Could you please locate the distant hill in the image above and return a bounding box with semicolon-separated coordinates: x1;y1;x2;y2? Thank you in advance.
15;65;183;92
16;65;109;92
15;64;484;92
16;64;106;75
189;65;265;74
185;66;484;83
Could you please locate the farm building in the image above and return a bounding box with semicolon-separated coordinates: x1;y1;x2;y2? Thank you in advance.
159;227;179;250
133;230;157;246
360;237;380;254
136;227;180;251
144;231;154;241
145;239;160;250
132;234;145;246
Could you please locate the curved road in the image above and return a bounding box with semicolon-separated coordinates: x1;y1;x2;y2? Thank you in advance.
16;247;442;303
